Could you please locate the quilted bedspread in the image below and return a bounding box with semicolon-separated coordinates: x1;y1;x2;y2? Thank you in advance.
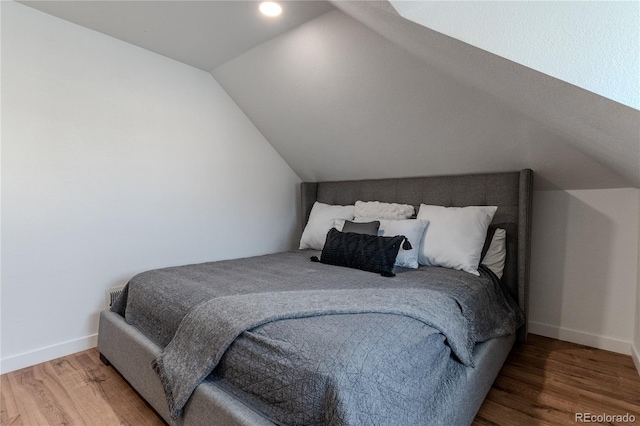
113;250;523;425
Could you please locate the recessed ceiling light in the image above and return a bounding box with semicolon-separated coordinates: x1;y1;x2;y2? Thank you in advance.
259;2;282;17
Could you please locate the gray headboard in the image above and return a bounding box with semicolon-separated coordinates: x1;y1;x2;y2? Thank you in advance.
300;169;533;343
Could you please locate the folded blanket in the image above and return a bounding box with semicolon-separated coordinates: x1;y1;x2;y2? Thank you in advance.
153;287;473;419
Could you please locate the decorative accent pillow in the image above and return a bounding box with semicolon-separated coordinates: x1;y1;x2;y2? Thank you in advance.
315;228;404;277
481;228;506;279
334;219;427;269
299;202;354;250
342;220;380;236
377;219;428;269
354;200;415;221
416;204;497;275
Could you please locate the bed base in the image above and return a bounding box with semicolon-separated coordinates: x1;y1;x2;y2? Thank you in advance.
98;310;515;426
98;169;531;425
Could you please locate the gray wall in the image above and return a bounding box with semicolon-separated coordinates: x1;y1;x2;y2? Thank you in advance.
213;9;636;190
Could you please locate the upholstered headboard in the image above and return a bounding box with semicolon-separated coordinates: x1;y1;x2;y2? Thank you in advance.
300;169;533;342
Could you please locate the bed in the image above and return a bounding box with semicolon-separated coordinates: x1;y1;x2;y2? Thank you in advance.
97;169;533;426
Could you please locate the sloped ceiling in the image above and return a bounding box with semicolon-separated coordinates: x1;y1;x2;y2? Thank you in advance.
390;1;639;110
213;4;639;189
18;1;334;71
17;1;639;189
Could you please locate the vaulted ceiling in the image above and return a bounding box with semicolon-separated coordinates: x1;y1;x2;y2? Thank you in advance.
389;0;639;110
215;2;639;189
18;1;334;71
18;0;640;190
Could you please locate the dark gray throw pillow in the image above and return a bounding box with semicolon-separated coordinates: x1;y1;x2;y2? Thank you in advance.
342;220;380;236
315;228;405;277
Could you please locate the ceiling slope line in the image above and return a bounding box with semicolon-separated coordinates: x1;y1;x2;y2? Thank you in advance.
331;1;640;188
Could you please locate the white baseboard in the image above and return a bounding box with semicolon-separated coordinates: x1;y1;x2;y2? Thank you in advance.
3;327;635;375
528;321;632;355
0;334;98;375
632;344;640;376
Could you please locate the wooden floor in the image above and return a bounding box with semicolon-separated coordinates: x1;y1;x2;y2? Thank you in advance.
1;334;638;425
473;335;640;425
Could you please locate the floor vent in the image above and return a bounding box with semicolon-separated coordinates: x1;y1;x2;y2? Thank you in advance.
106;286;125;309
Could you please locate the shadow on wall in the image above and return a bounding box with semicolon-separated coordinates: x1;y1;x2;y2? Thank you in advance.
529;179;614;341
525;122;635;191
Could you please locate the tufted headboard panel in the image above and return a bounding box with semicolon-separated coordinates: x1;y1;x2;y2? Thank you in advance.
300;170;533;342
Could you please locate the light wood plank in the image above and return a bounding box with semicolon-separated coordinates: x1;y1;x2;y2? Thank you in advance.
0;349;165;425
474;334;640;425
1;334;638;425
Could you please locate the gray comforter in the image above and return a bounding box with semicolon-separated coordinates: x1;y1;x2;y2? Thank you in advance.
114;250;523;425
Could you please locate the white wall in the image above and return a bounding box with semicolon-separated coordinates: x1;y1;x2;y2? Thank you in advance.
334;2;639;189
214;9;533;183
1;1;300;373
321;2;640;361
529;188;639;354
211;6;640;359
635;189;640;372
390;1;640;110
214;9;636;190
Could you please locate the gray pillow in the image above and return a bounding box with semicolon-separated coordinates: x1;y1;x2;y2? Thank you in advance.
342;220;380;236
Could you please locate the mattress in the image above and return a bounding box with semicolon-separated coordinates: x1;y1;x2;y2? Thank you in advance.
111;249;524;425
98;310;516;426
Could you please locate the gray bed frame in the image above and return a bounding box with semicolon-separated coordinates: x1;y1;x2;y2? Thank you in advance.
98;169;533;426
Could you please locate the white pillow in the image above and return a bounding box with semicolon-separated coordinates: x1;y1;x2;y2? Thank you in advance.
416;204;497;276
354;201;415;221
333;219;428;269
299;202;354;250
377;219;428;269
333;219;347;231
481;228;506;279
